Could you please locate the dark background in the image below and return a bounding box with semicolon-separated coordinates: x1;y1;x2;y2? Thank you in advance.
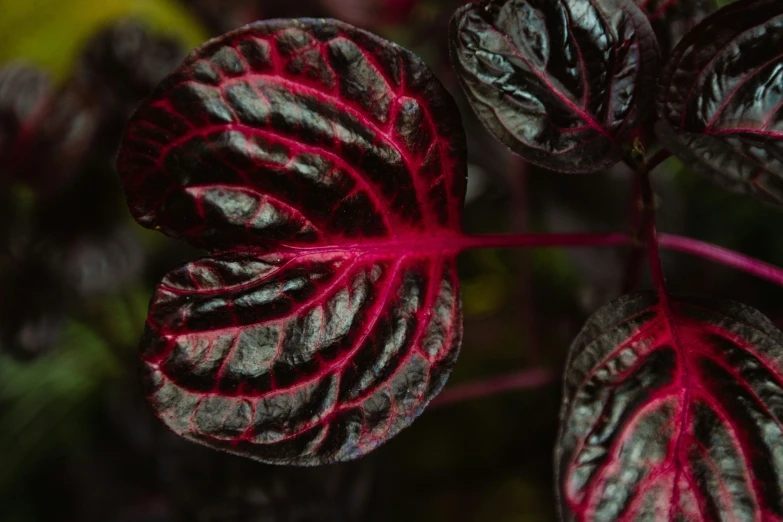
1;0;781;520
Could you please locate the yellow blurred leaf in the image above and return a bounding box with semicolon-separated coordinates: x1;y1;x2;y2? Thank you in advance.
463;274;508;316
0;0;207;79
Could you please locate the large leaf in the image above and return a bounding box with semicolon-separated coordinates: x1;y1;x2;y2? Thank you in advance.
634;0;717;59
449;0;660;173
117;19;467;465
557;292;783;521
656;0;783;207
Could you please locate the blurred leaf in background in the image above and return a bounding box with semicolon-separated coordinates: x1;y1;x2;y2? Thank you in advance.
0;0;205;79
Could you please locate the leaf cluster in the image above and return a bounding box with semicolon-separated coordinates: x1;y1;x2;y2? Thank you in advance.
112;0;783;519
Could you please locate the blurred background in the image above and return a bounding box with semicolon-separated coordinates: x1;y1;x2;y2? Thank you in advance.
1;0;781;520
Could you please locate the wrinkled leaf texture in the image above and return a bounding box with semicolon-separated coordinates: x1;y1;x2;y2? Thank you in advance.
634;0;717;59
117;18;467;465
657;0;783;207
557;292;783;521
450;0;660;173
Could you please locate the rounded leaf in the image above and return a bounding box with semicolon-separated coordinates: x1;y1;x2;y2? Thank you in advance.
557;292;783;521
450;0;660;173
117;19;466;465
656;0;783;207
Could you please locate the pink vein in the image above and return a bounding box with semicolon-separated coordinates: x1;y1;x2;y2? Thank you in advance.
157;123;399;235
705;51;783;132
488;28;614;142
214;73;440;224
237;258;404;441
674;16;773;128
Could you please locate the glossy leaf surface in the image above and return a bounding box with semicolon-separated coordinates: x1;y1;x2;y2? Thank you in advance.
657;0;783;207
634;0;717;59
557;292;783;521
450;0;659;173
117;19;466;465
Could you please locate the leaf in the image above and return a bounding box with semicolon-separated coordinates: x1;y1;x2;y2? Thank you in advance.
634;0;717;59
72;20;186;138
0;249;68;359
117;18;467;465
0;64;98;192
449;0;660;173
656;0;783;207
556;292;783;521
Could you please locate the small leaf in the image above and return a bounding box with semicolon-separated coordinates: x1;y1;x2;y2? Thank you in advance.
449;0;660;173
634;0;717;59
656;0;783;207
557;292;783;521
117;19;467;465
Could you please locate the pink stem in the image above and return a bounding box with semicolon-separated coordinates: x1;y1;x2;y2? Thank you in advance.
639;167;670;302
425;232;783;407
461;231;783;288
622;174;646;293
429;367;556;409
647;149;672;173
659;234;783;287
457;232;630;251
281;232;783;288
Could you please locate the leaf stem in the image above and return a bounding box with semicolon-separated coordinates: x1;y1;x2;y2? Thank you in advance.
658;234;783;287
507;155;542;361
638;164;670;301
646;149;672;173
429;367;556;409
457;232;630;250
460;232;783;289
278;232;783;289
622;173;646;293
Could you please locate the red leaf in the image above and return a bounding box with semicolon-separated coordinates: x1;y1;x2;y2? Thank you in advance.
449;0;660;173
656;0;783;207
557;292;783;521
117;19;467;465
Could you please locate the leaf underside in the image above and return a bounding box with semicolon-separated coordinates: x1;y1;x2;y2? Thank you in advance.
557;292;783;522
656;0;783;207
117;18;467;465
449;0;659;173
